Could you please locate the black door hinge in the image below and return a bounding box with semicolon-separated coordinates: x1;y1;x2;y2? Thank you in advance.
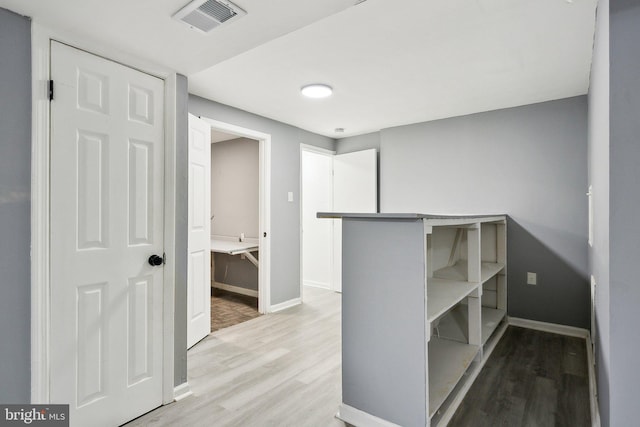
48;80;54;101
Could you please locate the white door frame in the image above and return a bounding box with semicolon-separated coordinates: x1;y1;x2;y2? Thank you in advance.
30;23;177;405
199;117;272;314
299;144;336;299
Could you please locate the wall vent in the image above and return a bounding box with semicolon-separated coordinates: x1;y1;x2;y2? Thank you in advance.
173;0;246;33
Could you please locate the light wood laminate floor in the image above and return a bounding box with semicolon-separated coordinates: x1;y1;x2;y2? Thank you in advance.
126;286;346;427
127;291;591;427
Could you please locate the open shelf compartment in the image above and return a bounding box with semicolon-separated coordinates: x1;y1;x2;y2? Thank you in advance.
428;337;480;417
434;304;506;345
427;278;480;323
433;260;505;284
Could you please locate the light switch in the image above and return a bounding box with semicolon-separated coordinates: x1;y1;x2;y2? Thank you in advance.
527;272;537;285
288;191;294;202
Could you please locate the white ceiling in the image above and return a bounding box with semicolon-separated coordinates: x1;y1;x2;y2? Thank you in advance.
211;128;239;143
190;0;598;137
1;0;597;139
0;0;356;75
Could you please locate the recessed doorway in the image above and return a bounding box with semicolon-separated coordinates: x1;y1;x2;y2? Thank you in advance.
187;115;271;347
210;128;261;332
300;145;378;299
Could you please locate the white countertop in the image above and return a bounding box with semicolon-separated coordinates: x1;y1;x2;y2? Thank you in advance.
210;239;259;255
317;212;506;226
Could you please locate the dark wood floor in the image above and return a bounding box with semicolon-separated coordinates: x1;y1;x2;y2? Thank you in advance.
210;288;260;332
449;326;590;427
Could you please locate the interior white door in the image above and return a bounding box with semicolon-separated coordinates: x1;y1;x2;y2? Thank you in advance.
50;41;164;427
333;149;378;292
301;150;334;289
187;114;211;348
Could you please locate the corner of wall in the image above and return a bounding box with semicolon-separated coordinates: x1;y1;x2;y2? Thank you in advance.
0;6;32;403
174;73;189;386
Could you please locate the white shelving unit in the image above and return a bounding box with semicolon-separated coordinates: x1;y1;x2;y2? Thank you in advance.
427;219;507;423
427;278;479;322
433;261;505;284
428;337;479;418
435;304;506;345
318;213;507;427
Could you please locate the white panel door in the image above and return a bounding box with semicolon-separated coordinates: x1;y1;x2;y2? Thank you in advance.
333;149;377;292
301;150;334;289
187;114;211;348
50;41;164;427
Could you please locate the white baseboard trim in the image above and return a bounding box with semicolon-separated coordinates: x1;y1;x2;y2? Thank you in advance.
173;382;192;402
269;297;301;313
303;280;331;289
212;281;258;298
508;317;589;338
336;404;401;427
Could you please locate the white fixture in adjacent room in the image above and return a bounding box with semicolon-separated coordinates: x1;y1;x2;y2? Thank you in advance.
301;84;333;98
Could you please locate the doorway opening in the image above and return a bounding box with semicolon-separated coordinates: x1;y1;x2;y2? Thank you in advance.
300;145;336;302
210;128;261;332
299;145;378;302
187;115;271;347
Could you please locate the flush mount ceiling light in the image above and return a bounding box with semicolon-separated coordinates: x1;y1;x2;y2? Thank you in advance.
301;84;333;98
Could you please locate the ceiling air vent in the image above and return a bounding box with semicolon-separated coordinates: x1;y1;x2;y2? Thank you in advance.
173;0;246;33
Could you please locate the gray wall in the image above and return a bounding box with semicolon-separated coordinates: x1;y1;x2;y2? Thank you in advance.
174;74;189;386
342;97;589;328
588;0;610;423
608;1;640;425
381;97;589;328
0;7;31;403
211;138;259;239
189;95;335;305
335;132;380;155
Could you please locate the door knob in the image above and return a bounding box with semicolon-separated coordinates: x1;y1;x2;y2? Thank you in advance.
148;254;164;266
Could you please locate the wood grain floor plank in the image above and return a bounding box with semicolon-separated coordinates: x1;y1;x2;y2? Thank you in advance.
556;373;591;427
449;326;590;427
127;294;590;427
125;287;346;427
522;376;558;427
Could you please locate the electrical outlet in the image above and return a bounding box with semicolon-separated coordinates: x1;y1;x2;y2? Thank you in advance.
240;232;245;242
288;191;294;202
527;272;537;285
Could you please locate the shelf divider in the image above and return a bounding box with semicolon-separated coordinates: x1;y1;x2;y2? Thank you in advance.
435;305;507;345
